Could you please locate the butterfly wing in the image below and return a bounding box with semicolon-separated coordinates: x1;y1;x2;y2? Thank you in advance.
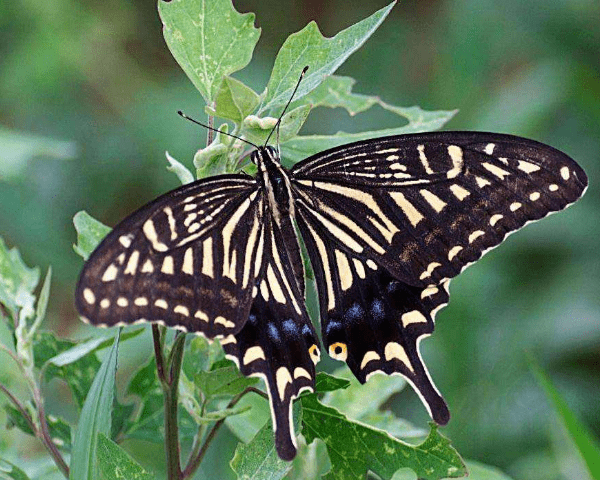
292;132;587;422
75;175;264;338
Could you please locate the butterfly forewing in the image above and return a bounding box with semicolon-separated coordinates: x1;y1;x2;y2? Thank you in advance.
76;175;264;337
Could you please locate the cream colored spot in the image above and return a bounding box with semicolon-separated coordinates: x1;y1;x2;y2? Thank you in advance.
549;184;559;191
201;237;214;278
163;207;177;241
184;212;197;227
387;154;400;161
360;351;381;369
276;367;293;400
155;299;168;309
417;144;434;174
529;192;541;201
117;297;128;307
267;265;286;304
182;248;193;275
116;253;125;265
510;202;522;212
484;143;495;154
420;189;447;212
100;299;110;309
134;297;148;306
183;203;196;212
161;256;174;274
490;214;504;226
294;367;311;380
119;235;132;248
517;160;540;174
448;246;463;261
83;288;95;305
384;342;412;371
143;220;168;252
102;264;118;282
366;259;378;270
215;316;235;329
174;305;189;316
447;145;464;179
419;262;441;280
124;250;140;275
389;192;423;227
353;259;366;279
335;250;353;291
243;346;266;365
188;223;200;233
421;286;439;299
468;230;485;243
141;259;154;273
560;166;570;180
483;162;510;179
260;280;269;301
219;335;236;345
449;184;470;200
401;310;427;327
329;342;348;362
194;310;209;322
309;345;321;365
475;176;491;188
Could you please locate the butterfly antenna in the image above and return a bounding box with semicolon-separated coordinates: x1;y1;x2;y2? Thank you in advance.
178;111;258;149
264;65;309;147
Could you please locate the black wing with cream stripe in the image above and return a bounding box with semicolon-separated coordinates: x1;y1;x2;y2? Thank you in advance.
220;214;320;461
76;175;264;338
292;131;587;424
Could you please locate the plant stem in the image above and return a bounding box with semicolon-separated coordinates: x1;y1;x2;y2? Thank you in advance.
207;110;214;145
152;324;166;381
0;382;36;433
181;386;267;479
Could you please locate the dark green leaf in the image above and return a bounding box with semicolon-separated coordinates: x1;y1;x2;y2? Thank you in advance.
313;372;351;393
212;76;261;124
73;211;111;261
0;457;31;480
96;433;154;480
261;2;395;112
0;236;39;323
301;395;466;480
159;0;261;103
70;331;120;480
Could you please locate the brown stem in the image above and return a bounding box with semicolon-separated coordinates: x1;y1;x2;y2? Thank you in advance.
181;386;267;479
207;110;214;146
0;382;36;434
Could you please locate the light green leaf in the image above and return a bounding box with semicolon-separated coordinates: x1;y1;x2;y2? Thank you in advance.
194;365;258;399
292;75;379;115
46;337;106;368
261;2;395;112
280;107;457;164
73;211;111;261
0;457;31;480
301;395;466;480
29;267;51;337
193;124;231;178
166;151;194;185
182;335;224;379
0;127;76;182
243;105;311;145
96;433;154;480
531;360;600;480
230;403;301;480
225;389;271;444
463;460;515;480
0;236;40;323
313;371;351;393
159;0;261;103
212;76;261;124
4;405;72;452
70;330;120;480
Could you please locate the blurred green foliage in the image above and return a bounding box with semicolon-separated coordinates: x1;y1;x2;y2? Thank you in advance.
1;0;598;479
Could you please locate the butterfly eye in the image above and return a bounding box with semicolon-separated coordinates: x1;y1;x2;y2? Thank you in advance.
308;344;321;364
329;342;348;362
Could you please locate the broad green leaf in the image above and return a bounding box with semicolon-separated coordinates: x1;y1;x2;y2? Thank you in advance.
313;371;351;393
4;405;72;452
463;460;515;480
96;433;154;480
261;2;395;112
166;151;194;185
159;0;261;103
243;105;311;145
301;395;466;480
225;389;271;444
73;211;111;261
0;127;76;182
193;124;231;178
286;437;330;480
212;76;261;124
0;457;31;480
292;75;378;115
0;236;39;323
194;365;258;399
531;360;600;480
70;330;120;480
280;107;457;164
230;403;301;480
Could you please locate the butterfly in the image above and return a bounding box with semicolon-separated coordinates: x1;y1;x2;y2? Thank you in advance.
76;128;587;460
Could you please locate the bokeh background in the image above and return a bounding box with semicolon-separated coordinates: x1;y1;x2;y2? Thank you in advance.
1;0;598;478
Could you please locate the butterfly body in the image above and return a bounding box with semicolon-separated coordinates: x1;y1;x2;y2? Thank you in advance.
76;131;587;460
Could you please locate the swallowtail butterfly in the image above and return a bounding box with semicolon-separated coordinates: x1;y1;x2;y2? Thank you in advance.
76;117;587;459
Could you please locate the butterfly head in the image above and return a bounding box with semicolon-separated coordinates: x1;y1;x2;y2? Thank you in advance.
251;145;281;171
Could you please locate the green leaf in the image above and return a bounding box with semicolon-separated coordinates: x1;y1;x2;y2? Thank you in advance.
261;2;395;112
194;365;258;399
70;330;120;480
194;404;251;423
0;457;31;480
3;405;72;452
280;107;457;165
0;236;40;323
212;76;261;124
29;267;51;337
96;433;154;480
530;360;600;480
166;151;194;185
301;395;466;480
225;389;271;444
73;211;111;261
159;0;261;103
230;403;301;480
182;335;224;379
463;460;515;480
292;75;379;115
193;124;232;178
243;105;311;145
313;372;351;393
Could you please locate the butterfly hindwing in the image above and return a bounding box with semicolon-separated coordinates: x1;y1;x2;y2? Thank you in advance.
76;176;264;337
